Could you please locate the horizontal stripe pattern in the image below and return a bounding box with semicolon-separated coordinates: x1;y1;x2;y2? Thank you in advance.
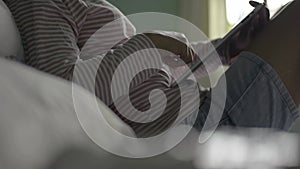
6;0;204;137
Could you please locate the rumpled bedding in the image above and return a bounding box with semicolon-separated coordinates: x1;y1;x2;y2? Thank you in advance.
0;58;194;169
0;58;134;169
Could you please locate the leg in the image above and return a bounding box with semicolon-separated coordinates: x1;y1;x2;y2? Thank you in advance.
194;52;299;131
246;1;300;104
193;1;300;131
6;0;158;105
5;0;80;79
109;70;201;137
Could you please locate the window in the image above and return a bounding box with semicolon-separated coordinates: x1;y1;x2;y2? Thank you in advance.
226;0;294;26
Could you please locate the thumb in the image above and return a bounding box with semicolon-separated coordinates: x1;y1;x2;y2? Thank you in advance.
249;1;261;7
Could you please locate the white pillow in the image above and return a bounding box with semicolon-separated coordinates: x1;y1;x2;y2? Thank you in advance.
0;0;24;62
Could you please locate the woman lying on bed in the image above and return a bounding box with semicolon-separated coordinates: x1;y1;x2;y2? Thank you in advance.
4;0;300;137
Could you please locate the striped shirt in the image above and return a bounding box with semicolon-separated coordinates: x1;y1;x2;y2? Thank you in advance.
5;0;224;137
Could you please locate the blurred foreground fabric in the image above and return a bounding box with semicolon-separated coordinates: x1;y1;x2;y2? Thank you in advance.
0;58;194;169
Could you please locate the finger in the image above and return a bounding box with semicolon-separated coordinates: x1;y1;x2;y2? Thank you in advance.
249;1;260;7
161;55;186;68
249;1;270;21
185;45;197;64
174;41;194;64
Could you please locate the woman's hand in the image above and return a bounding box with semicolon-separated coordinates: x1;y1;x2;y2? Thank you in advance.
143;32;196;68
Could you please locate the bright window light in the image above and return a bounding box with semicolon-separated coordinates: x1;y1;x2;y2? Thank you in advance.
226;0;294;25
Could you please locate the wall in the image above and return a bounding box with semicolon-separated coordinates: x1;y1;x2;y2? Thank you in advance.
107;0;180;15
107;0;210;37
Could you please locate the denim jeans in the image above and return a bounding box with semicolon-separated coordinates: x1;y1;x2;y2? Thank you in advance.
193;52;299;131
